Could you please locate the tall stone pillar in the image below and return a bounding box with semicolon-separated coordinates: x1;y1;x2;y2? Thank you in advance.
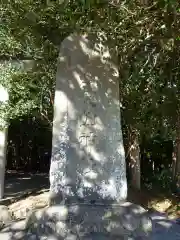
49;33;127;204
0;86;8;199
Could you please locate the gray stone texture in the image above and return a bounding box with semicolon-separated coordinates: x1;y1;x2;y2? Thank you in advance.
0;205;12;229
1;209;180;239
24;202;152;239
0;207;180;240
49;33;127;204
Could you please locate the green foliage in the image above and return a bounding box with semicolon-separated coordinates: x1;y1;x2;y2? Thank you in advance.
0;63;17;128
0;26;22;58
0;60;55;128
117;0;180;142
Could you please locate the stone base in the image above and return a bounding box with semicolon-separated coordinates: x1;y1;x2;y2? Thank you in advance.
48;191;127;206
25;202;152;239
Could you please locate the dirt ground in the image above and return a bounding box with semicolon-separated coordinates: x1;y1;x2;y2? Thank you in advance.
127;187;180;219
2;171;180;220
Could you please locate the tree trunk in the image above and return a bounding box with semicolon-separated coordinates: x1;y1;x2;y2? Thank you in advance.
172;115;180;192
172;114;180;191
128;129;141;190
172;140;176;179
175;143;180;191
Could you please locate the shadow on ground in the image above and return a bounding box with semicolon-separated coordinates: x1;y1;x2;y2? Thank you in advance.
1;171;49;205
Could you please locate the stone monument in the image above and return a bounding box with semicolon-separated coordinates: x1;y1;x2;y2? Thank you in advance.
49;32;127;204
0;34;152;239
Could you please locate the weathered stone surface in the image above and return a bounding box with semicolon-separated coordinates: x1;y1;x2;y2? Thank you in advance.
49;32;127;204
0;205;12;229
2;208;180;239
24;202;152;239
25;205;68;228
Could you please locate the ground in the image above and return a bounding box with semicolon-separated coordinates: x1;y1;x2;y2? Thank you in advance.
128;187;180;220
1;171;179;221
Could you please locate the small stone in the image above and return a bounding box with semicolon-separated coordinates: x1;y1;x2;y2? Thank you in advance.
10;220;26;231
119;202;151;231
25;209;45;229
25;205;69;238
45;205;68;221
121;213;139;231
65;233;78;240
27;233;38;240
106;221;129;237
14;230;26;239
0;205;12;228
56;221;68;237
140;215;152;232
